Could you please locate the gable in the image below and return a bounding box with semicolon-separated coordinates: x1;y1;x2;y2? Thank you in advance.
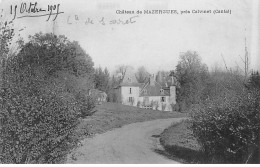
117;68;141;87
121;69;138;84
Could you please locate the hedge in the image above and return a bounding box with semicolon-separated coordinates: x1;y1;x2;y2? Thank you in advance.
190;90;260;163
0;87;80;163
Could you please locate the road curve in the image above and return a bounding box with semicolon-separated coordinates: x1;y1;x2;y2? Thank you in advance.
67;118;184;164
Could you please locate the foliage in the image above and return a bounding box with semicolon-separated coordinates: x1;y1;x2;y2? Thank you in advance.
161;103;166;111
135;66;150;83
0;32;95;163
0;87;80;163
156;70;169;84
175;51;209;110
153;101;159;110
159;120;203;163
205;68;244;99
107;75;119;102
115;65;133;78
190;90;260;163
16;32;94;78
7;32;95;103
248;71;260;90
93;67;110;93
137;101;141;108
0;20;16;88
171;103;180;112
75;92;96;118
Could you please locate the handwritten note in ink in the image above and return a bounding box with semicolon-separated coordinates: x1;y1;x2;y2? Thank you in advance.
10;2;64;21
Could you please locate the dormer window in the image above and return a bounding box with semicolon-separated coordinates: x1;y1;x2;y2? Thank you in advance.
160;89;164;93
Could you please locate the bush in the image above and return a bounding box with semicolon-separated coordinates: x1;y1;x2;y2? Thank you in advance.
137;101;141;108
152;101;159;110
171;103;180;112
179;101;187;112
162;103;166;111
0;87;80;163
75;92;96;118
0;32;95;163
190;90;260;163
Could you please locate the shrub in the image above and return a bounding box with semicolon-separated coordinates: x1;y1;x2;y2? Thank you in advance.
190;90;260;163
179;101;187;112
75;92;96;118
0;32;96;163
137;101;141;108
171;103;180;112
154;101;159;110
162;103;166;111
0;87;80;163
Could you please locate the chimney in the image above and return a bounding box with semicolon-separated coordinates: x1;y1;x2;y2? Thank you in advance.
149;74;155;86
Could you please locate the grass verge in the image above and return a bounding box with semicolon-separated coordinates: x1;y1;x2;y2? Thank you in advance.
159;120;209;163
76;102;186;139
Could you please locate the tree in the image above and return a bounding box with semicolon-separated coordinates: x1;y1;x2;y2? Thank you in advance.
175;51;209;109
155;70;169;84
107;75;118;102
94;67;110;92
248;71;260;90
0;20;16;88
0;32;95;163
135;66;150;83
8;32;95;94
15;32;94;77
115;65;133;80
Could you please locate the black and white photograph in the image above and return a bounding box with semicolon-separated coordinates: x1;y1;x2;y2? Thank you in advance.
0;0;259;164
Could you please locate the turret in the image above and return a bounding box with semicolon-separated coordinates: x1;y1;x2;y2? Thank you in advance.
170;85;176;104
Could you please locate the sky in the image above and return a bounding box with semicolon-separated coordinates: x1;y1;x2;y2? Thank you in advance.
0;0;259;74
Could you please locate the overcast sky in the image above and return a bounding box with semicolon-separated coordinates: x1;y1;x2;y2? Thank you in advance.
1;0;259;73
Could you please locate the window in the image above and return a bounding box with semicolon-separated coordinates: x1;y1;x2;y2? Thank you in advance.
129;97;134;102
161;97;165;102
129;88;132;94
128;77;132;83
160;89;164;93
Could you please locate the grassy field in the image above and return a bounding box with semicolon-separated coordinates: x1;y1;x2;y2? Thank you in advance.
159;121;209;163
76;102;186;139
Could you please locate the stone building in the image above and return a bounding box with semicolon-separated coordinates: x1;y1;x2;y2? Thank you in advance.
114;69;178;111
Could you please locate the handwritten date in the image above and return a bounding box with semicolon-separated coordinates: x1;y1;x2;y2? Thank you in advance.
10;2;64;21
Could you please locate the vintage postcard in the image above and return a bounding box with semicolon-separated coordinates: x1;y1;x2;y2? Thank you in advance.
0;0;259;164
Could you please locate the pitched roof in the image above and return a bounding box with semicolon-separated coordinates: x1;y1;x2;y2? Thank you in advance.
140;80;170;97
115;69;142;88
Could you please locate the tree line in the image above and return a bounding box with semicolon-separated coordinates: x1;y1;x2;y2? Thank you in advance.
175;51;260;163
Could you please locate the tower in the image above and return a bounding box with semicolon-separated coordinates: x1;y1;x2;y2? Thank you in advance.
169;71;177;104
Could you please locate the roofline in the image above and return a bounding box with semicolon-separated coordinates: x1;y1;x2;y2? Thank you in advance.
140;80;163;93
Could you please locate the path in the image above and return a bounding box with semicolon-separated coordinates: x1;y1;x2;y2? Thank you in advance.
67;118;183;164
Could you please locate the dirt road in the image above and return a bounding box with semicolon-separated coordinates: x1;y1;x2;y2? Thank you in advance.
67;118;183;164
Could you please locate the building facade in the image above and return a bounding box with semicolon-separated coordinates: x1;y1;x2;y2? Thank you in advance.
115;70;178;111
